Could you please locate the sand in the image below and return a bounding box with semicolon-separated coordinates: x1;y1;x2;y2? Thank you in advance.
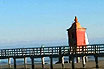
0;60;104;69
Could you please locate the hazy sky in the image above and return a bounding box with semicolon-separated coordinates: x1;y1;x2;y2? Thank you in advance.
0;0;104;48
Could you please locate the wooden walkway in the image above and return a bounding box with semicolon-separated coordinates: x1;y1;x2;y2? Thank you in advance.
0;44;104;69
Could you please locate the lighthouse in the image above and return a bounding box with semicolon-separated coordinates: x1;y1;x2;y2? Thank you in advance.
67;16;86;46
67;16;89;63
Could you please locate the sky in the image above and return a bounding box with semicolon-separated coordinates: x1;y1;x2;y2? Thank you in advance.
0;0;104;48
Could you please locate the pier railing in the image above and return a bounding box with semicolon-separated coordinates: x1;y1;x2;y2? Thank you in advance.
0;44;104;57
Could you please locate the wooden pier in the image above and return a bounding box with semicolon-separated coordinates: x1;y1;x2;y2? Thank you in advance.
0;44;104;69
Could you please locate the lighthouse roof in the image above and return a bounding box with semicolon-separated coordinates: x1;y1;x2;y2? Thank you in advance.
68;16;86;30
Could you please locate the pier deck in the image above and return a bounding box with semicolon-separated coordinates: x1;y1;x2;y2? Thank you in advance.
0;44;104;69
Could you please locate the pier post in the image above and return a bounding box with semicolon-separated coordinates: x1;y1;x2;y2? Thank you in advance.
72;55;75;69
41;57;45;69
62;56;64;69
85;56;88;62
59;56;62;63
13;58;16;69
31;57;34;69
82;56;86;67
69;56;71;63
95;56;99;68
69;47;72;63
50;56;53;69
76;57;80;63
24;57;27;64
68;48;71;63
94;46;99;68
8;58;11;68
24;57;27;68
59;47;62;63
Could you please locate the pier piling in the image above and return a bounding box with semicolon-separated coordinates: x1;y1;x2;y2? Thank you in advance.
24;57;27;64
69;56;71;63
8;58;11;68
31;57;34;69
59;47;62;63
13;58;16;69
50;57;53;69
82;56;86;67
24;57;27;68
72;55;75;69
41;57;45;69
62;56;64;69
95;56;99;68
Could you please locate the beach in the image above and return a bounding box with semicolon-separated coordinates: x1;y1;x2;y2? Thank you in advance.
0;60;104;69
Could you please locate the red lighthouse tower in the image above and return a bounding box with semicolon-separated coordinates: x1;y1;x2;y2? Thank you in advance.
67;16;86;47
67;16;88;64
